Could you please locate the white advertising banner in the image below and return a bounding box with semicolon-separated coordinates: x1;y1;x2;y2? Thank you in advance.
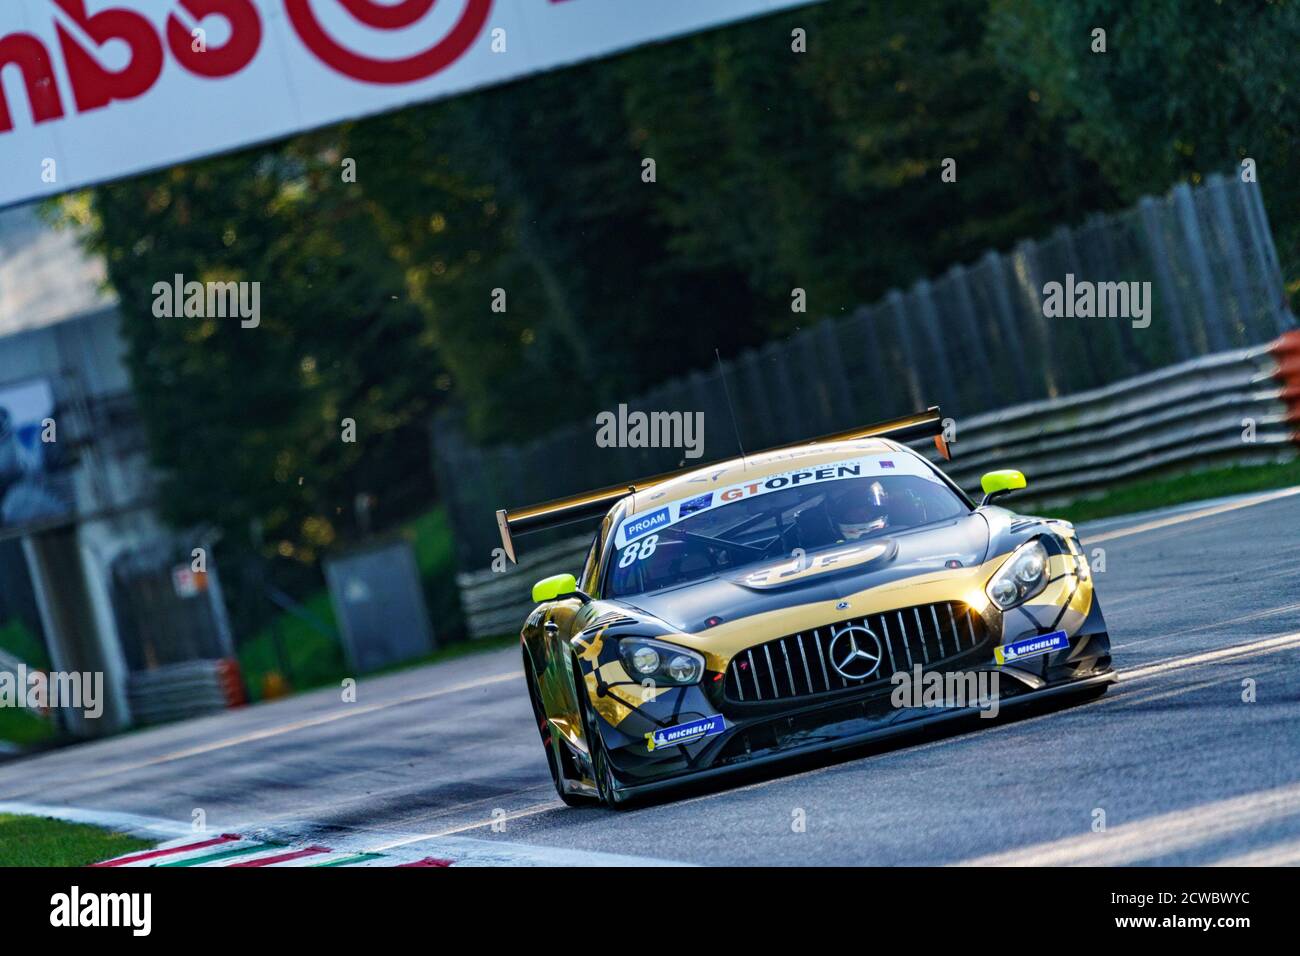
0;0;821;209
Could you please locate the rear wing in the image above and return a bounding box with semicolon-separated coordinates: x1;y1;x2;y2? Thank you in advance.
495;406;948;563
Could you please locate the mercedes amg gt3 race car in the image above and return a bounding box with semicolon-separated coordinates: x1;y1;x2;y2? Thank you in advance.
498;409;1116;806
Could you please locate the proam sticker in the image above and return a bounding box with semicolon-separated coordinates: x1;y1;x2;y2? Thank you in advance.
623;506;669;542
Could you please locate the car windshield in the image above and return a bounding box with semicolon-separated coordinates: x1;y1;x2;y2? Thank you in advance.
604;454;968;598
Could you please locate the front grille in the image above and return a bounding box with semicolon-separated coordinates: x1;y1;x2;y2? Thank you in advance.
723;601;986;704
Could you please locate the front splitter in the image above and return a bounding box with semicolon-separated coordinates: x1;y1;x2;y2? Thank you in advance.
611;671;1118;804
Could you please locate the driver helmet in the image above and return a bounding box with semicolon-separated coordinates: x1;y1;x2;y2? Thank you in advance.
828;480;889;540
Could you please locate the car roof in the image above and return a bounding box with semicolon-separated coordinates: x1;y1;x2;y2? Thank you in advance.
623;437;915;516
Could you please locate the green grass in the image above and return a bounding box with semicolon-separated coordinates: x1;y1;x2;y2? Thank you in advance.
1049;458;1300;525
0;814;152;867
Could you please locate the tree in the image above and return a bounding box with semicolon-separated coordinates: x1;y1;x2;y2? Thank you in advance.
58;136;441;561
989;0;1300;296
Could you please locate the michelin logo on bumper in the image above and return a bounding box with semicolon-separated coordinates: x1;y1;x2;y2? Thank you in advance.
645;715;726;752
994;630;1069;665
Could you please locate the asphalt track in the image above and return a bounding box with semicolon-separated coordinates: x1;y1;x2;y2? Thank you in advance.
3;488;1300;866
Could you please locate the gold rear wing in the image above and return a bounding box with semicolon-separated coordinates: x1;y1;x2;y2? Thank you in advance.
495;406;948;563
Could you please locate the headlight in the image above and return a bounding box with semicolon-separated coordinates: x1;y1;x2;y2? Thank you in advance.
619;638;704;685
666;655;697;682
986;539;1050;610
631;646;660;675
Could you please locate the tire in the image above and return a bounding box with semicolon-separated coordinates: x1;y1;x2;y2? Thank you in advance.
574;661;621;807
524;656;590;807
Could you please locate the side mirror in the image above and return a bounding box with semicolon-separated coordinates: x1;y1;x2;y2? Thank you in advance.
532;573;588;604
979;469;1027;506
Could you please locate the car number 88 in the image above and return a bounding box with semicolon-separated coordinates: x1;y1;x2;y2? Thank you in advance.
618;535;659;567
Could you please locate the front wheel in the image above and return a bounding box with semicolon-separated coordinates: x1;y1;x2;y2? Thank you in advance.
525;656;590;807
575;662;622;807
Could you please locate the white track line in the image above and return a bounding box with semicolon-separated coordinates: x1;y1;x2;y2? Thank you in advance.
1119;631;1300;683
951;780;1300;867
1209;837;1300;867
366;801;568;845
1083;486;1300;544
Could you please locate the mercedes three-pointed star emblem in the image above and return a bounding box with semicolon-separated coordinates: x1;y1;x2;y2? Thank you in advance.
828;624;884;680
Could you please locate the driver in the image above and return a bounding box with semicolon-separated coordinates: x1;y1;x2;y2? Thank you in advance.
826;480;891;540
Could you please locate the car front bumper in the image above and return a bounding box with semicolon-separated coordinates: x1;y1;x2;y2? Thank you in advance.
591;618;1114;804
607;668;1117;803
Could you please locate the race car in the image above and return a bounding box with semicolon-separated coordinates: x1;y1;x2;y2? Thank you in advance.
499;408;1115;806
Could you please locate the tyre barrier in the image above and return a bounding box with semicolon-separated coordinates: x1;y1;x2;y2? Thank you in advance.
126;657;245;726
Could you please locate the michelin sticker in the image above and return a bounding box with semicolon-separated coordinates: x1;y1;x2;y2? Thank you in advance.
994;630;1069;665
645;715;726;752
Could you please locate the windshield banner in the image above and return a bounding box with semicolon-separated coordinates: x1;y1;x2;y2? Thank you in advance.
615;453;938;549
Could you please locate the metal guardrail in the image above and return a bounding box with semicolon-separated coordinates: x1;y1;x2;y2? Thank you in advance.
455;333;1300;639
125;658;245;726
919;333;1300;504
457;535;593;640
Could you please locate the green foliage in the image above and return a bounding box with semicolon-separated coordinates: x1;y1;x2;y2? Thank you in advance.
351;0;1110;442
237;505;466;699
237;588;345;701
59;136;442;561
0;618;49;671
989;0;1300;292
614;0;1111;318
0;706;57;747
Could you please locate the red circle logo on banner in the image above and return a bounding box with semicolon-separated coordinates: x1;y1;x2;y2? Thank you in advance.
284;0;493;85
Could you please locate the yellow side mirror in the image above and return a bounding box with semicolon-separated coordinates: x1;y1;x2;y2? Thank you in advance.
980;469;1027;504
532;573;579;603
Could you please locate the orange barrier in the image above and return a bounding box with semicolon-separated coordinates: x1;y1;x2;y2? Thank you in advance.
216;657;247;708
1271;330;1300;439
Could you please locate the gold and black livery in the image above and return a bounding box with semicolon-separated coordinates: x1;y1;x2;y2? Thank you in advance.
504;409;1116;806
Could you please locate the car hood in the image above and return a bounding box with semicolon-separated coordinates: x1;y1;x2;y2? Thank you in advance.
612;513;991;634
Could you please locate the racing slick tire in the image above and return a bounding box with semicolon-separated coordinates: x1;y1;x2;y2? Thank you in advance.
574;660;626;809
524;657;591;807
